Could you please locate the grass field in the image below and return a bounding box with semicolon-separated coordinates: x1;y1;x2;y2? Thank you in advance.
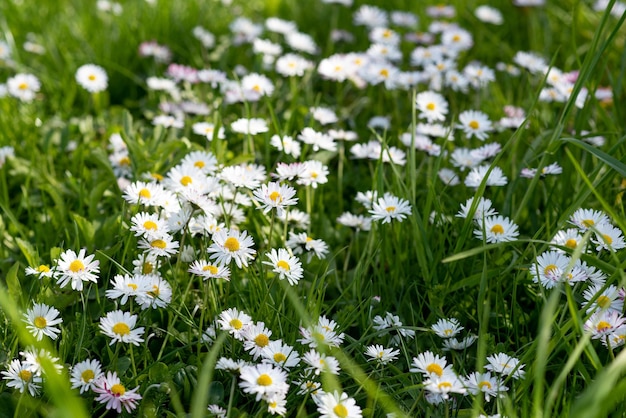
1;0;626;417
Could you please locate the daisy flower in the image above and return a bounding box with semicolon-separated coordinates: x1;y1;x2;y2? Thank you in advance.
337;212;372;231
239;363;289;402
25;264;54;278
303;349;340;375
443;335;479;350
135;274;173;309
208;228;256;268
364;344;400;365
369;193;412;224
582;284;624;314
122;181;166;206
551;228;585;252
456;197;498;220
263;248;304;285
253;182;298;217
231;118;269;135
130;212;169;240
485;353;525;379
297;127;337;152
93;371;142;413
242;322;273;360
2;359;42;396
464;371;506;402
188;260;231;281
432;318;463;338
105;274;150;305
416;91;448;122
75;64;108;93
296;160;329;188
410;351;452;378
217;307;253;340
23;303;63;341
54;248;100;291
286;231;329;261
7;73;41;102
138;234;180;258
315;390;362;418
591;222;626;252
456;110;492;140
216;357;250;373
569;208;610;231
423;372;466;400
530;250;571;289
584;310;625;339
99;310;145;345
475;5;504;24
473;215;519;243
261;340;301;369
70;359;104;394
464;165;508;188
193;122;225;141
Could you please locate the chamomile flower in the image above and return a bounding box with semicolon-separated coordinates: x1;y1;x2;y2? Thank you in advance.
485;353;526;379
188;260;231;281
25;264;54;278
218;308;253;340
253;182;298;217
410;351;452;378
584;310;625;339
70;359;104;394
551;228;586;252
93;371;142;413
239;363;289;402
297;160;329;188
208;228;256;268
23;303;63;341
457;110;493;140
591;222;626;252
530;250;571;288
464;371;506;402
302;349;340;375
464;165;508;188
473;215;519;243
315;390;363;418
263;248;304;285
364;344;400;365
99;310;145;346
569;208;610;231
432;318;463;338
136;275;172;309
130;212;169;240
122;181;165;206
416;91;449;122
242;322;273;360
261;340;301;369
138;234;180;258
369;193;412;224
7;73;41;102
582;284;624;314
423;372;466;400
54;248;100;291
75;64;108;93
2;359;42;396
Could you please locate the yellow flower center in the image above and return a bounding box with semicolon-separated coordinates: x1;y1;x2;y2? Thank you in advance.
38;265;50;273
194;161;205;168
149;284;160;297
202;265;219;275
597;295;611;309
180;175;193;186
151;173;163;181
143;220;158;230
603;234;613;245
142;262;154;274
119;156;131;166
274;353;287;363
230;318;243;330
88;74;96;81
257;374;273;386
333;405;348;418
18;83;28;90
69;260;85;273
443;328;453;336
426;102;435;111
127;283;138;291
479;380;492;390
34;316;47;329
469;120;480;130
269;191;281;202
111;383;126;396
597;321;611;332
426;363;443;376
224;237;240;252
385;206;396;213
112;322;130;336
544;264;558;276
438;381;452;390
379;69;389;78
252;84;261;92
311;172;318;179
151;239;167;249
490;224;504;234
565;238;577;249
254;334;269;347
81;369;95;383
582;219;594;227
312;332;325;342
139;188;151;198
452;35;461;42
305;236;313;242
19;370;32;381
277;260;290;271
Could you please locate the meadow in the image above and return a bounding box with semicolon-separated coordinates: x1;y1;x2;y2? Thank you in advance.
0;0;625;416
